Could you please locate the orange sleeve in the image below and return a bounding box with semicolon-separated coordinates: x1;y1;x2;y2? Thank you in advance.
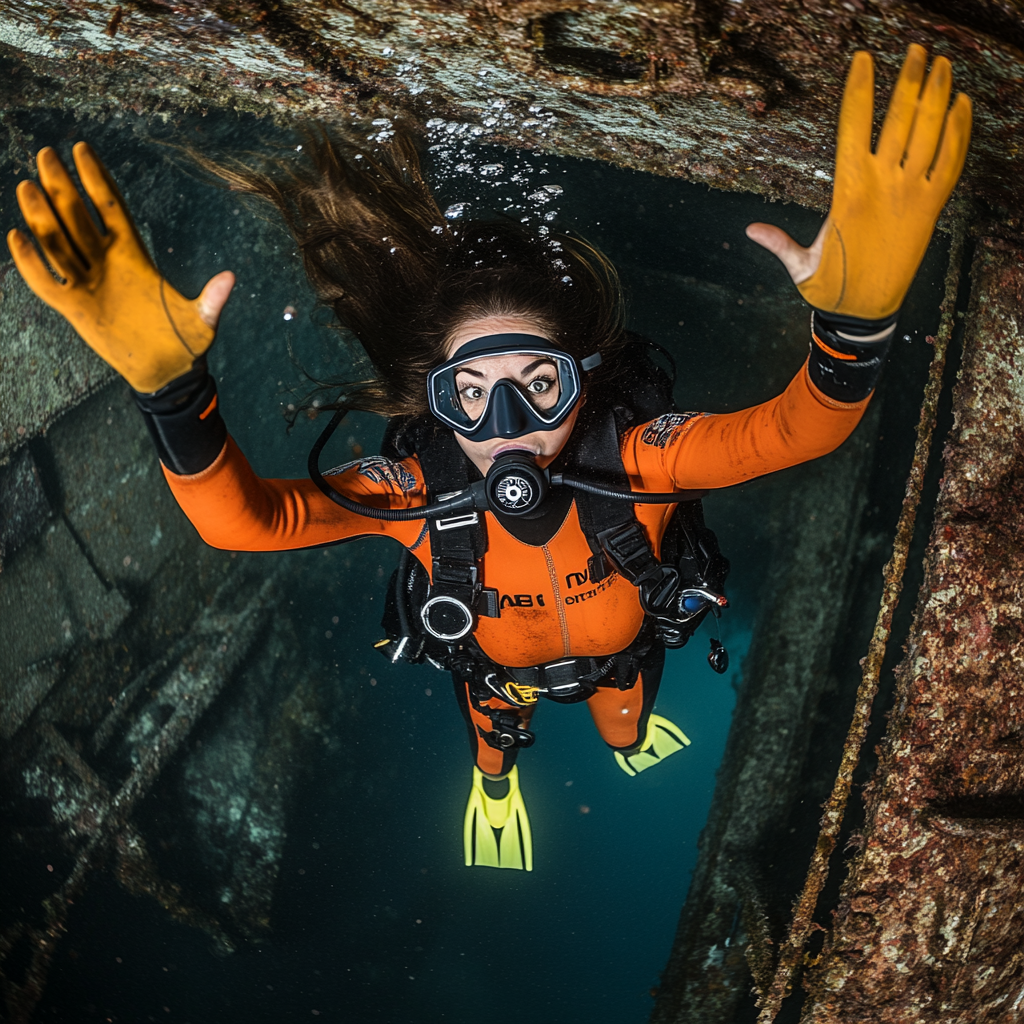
622;359;872;490
161;435;429;551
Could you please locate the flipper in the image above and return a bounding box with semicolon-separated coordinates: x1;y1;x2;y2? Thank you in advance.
463;764;533;871
614;713;691;777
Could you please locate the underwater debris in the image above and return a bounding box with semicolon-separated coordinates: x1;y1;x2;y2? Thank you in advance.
1;573;276;1022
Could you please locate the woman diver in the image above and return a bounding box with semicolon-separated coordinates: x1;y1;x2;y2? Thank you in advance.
6;45;970;871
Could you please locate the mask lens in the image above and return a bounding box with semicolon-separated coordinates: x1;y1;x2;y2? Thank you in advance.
426;336;584;441
453;353;563;425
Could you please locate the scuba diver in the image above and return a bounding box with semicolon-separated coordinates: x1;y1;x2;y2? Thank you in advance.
7;45;970;872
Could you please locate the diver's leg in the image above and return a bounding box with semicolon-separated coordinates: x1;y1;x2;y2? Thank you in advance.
451;674;535;777
453;674;536;870
587;644;665;752
589;645;691;775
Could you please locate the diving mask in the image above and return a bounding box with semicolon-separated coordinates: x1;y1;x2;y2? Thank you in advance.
427;333;601;441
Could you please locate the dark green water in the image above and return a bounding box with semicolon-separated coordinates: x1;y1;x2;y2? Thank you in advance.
4;109;947;1024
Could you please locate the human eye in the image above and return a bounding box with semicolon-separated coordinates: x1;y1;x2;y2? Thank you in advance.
459;383;486;402
526;376;553;394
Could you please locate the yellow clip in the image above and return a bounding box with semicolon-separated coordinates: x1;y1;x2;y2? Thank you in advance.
373;638;391;648
504;681;541;705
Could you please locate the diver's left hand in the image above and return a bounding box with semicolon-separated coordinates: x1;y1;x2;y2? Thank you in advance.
746;44;972;319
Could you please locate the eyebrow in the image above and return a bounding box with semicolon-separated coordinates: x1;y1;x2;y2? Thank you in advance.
520;357;556;376
454;357;556;379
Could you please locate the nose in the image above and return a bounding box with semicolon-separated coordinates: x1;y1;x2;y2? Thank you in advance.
485;381;535;439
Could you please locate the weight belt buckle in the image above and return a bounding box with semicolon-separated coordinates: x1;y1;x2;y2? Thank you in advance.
503;680;542;705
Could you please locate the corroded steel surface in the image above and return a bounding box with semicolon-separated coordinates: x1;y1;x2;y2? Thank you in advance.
0;1;1023;212
650;403;882;1024
801;235;1024;1022
756;218;968;1023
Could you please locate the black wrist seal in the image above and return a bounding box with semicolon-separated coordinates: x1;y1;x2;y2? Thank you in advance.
133;358;227;475
808;308;898;403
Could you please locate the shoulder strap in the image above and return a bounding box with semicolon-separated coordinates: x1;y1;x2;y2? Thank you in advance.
572;408;636;583
572;407;706;618
415;425;499;620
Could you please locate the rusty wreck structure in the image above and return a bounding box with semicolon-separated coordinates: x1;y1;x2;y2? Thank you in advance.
1;2;1024;1022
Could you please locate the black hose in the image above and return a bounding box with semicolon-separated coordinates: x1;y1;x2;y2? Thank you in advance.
554;474;707;504
309;408;709;519
307;407;472;521
394;547;413;641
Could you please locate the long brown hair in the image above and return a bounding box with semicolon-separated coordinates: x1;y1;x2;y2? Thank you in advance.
195;126;627;418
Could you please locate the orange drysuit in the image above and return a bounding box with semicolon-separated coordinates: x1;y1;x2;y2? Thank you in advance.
160;359;869;774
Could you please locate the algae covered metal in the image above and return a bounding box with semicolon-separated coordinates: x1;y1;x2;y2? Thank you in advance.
1;1;1023;212
800;232;1024;1022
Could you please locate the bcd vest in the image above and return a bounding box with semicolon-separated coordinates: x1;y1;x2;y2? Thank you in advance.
375;340;730;689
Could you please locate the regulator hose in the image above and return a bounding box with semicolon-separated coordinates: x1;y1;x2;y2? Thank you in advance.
552;474;707;504
308;407;709;520
308;407;476;521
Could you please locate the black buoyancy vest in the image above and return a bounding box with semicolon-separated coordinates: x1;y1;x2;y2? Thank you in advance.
376;339;729;671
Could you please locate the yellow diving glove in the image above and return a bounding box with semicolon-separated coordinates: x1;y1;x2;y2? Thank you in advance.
7;143;230;394
748;44;972;319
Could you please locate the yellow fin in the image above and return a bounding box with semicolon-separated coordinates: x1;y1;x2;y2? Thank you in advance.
615;714;691;776
463;765;533;871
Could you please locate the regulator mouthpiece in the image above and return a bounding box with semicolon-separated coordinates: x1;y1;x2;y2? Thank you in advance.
484;450;550;517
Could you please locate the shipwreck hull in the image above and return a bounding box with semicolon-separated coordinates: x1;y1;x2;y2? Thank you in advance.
799;234;1024;1023
1;2;1024;1022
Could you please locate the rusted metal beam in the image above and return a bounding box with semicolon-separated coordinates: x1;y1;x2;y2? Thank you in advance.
755;212;970;1023
0;2;1022;213
801;230;1024;1021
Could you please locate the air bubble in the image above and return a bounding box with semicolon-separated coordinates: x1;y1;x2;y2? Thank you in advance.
426;118;445;129
542;184;563;195
544;211;557;221
445;203;469;220
480;164;504;177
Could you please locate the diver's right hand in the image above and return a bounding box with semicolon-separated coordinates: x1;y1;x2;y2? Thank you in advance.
746;45;971;320
7;143;234;394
